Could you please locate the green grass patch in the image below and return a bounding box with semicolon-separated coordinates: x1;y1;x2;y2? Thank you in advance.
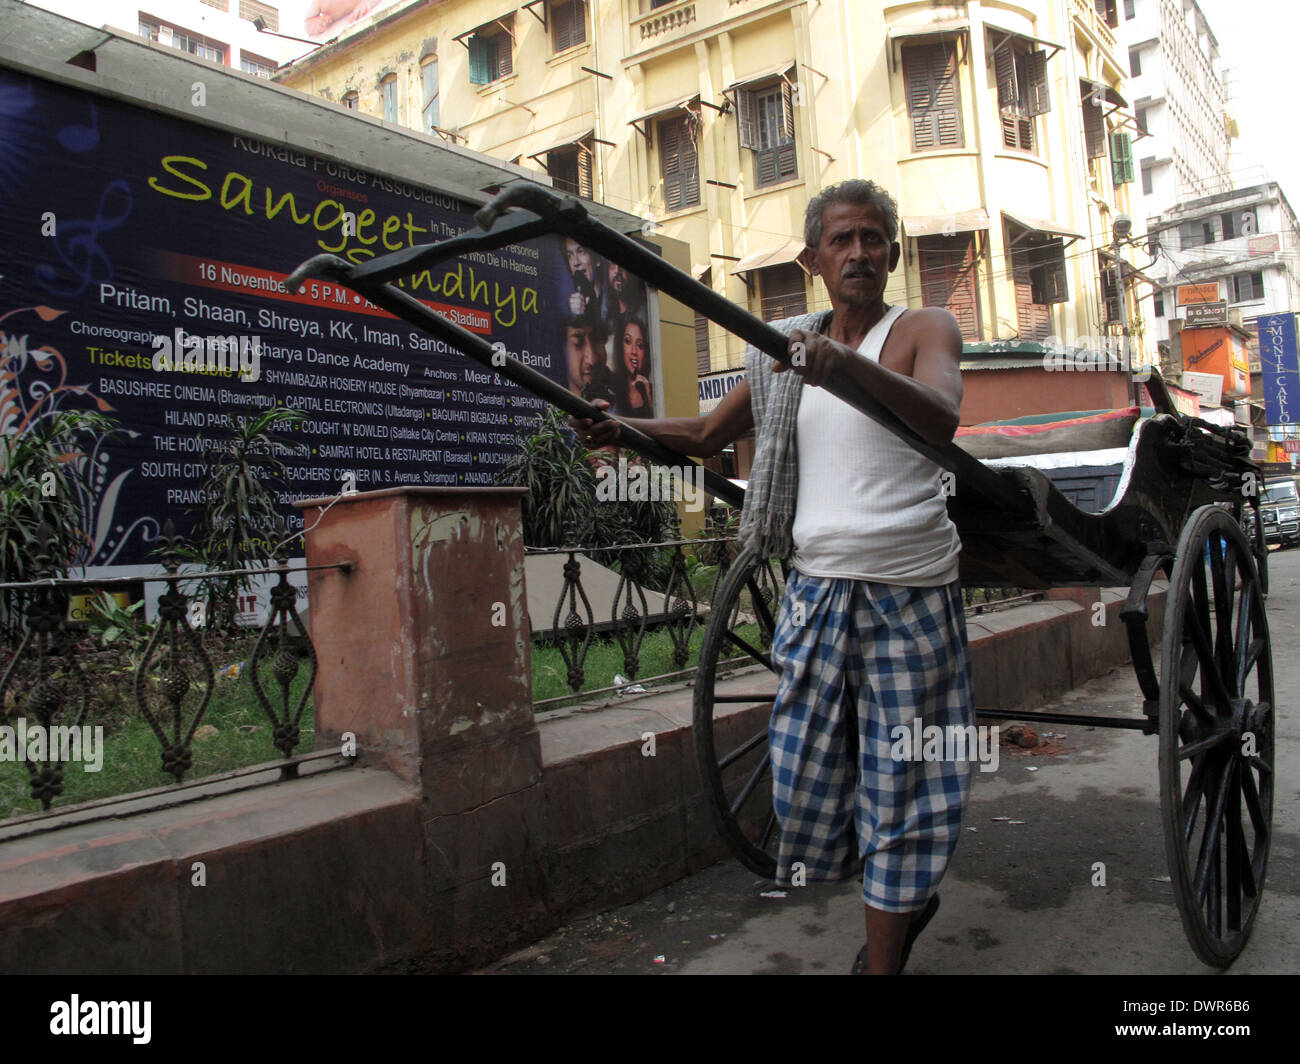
1;643;314;821
531;618;765;707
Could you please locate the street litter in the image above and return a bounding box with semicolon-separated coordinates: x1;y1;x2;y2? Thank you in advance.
759;890;788;899
614;673;647;694
1026;766;1039;772
653;955;666;964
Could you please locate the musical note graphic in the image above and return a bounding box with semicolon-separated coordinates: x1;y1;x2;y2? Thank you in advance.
0;77;37;195
56;100;99;153
34;179;133;297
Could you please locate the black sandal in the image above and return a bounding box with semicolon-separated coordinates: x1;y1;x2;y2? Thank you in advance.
849;894;941;974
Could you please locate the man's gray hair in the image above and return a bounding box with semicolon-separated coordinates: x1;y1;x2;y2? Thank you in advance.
803;180;899;247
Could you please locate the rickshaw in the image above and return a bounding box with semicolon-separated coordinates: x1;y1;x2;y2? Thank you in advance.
288;181;1273;968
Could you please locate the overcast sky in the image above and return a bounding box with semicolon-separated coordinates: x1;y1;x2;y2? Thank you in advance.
1195;0;1296;203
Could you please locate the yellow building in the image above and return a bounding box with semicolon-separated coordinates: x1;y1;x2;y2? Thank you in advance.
279;0;1150;392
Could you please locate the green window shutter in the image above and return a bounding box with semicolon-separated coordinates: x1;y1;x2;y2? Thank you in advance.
1110;131;1134;185
469;36;489;84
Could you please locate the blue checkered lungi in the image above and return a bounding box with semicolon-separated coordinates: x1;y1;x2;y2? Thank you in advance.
768;570;975;911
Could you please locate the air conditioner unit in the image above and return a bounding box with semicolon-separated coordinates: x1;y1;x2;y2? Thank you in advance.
1235;404;1251;426
1228;307;1244;328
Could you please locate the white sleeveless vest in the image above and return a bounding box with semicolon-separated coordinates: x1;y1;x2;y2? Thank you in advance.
790;305;962;586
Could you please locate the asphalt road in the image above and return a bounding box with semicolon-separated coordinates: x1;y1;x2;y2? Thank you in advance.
487;549;1300;976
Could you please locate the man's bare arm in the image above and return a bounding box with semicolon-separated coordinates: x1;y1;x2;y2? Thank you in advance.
782;310;962;446
570;380;754;456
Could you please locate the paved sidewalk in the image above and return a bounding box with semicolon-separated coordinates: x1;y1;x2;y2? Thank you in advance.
485;553;1300;975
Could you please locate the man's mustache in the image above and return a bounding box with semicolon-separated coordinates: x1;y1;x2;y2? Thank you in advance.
842;266;876;279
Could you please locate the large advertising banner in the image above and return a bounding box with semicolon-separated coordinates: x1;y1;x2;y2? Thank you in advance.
1257;313;1299;427
0;69;653;571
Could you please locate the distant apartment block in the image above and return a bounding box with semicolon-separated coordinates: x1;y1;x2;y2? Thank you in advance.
1115;0;1234;213
26;0;308;76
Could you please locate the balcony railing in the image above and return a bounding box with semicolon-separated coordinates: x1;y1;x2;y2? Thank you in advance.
633;1;697;43
1071;0;1117;52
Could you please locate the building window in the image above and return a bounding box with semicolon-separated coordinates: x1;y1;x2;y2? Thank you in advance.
468;24;513;84
547;142;593;198
658;113;700;211
1153;290;1165;317
994;41;1050;153
1081;86;1108;159
901;42;964;151
1231;272;1265;303
1110;131;1134;185
694;311;711;374
758;263;807;322
1123;0;1135;19
1100;253;1122;323
551;0;586;52
380;75;398;123
139;17;227;63
1135;106;1148;134
1006;224;1065;341
1180;219;1213;248
917;234;982;341
1141;163;1153;195
1221;208;1257;239
421;58;439;132
1095;0;1119;29
238;0;278;32
239;51;276;78
342;92;359;110
737;80;797;187
1129;46;1142;76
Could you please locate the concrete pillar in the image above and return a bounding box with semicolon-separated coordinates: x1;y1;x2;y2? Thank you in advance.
298;486;545;965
